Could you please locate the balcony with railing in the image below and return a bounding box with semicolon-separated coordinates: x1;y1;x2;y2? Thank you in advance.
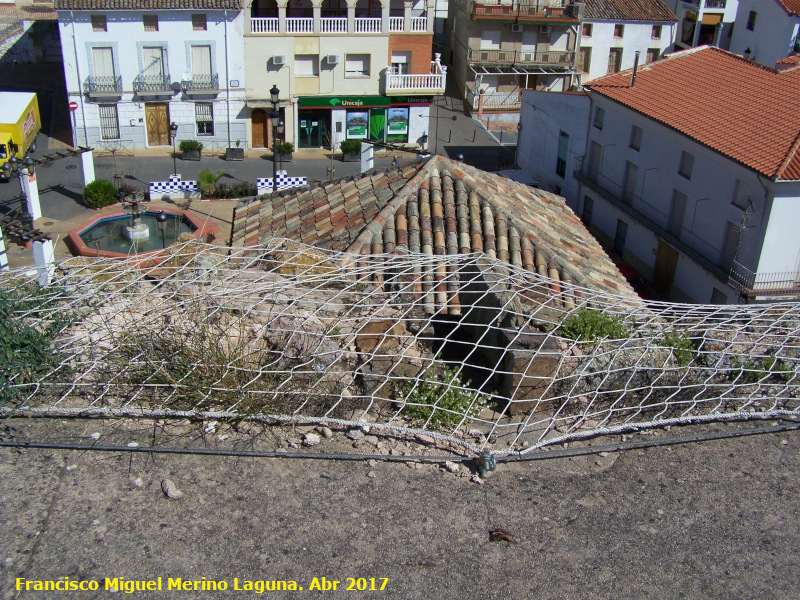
181;73;220;95
728;261;800;298
249;14;427;34
83;75;123;98
132;73;172;95
573;155;731;276
467;47;575;67
385;59;446;95
466;85;522;110
681;0;726;8
471;1;579;22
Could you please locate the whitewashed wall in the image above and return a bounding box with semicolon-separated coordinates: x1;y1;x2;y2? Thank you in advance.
729;0;800;66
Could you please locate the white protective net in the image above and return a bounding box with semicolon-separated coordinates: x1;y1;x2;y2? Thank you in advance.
2;239;799;456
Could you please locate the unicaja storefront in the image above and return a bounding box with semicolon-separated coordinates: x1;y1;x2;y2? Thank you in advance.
296;95;432;149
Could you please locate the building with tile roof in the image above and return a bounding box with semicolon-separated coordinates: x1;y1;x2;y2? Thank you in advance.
55;0;247;149
729;0;800;67
567;46;800;302
444;0;583;116
232;154;640;310
577;0;677;82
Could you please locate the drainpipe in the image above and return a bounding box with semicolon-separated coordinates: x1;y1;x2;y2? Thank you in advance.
224;10;231;148
70;11;89;147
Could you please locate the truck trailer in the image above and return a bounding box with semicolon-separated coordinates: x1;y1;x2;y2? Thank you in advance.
0;92;41;180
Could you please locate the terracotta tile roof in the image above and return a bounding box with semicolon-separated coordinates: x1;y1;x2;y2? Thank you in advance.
776;53;800;69
584;0;677;22
584;46;800;181
54;0;241;10
775;0;800;15
232;156;639;307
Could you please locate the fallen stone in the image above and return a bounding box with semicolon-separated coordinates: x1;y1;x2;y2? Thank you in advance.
161;479;183;499
367;471;377;478
363;435;380;447
346;429;365;440
132;477;144;488
302;433;321;447
444;461;460;473
318;426;334;438
367;459;377;467
416;434;435;446
470;475;485;485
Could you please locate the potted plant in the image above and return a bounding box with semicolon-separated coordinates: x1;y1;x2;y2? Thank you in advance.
225;139;244;161
274;141;294;163
340;139;362;162
179;139;203;161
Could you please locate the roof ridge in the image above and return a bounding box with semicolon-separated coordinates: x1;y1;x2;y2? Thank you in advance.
775;129;800;180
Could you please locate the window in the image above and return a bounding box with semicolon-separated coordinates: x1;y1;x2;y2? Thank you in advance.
390;51;410;75
582;23;592;37
651;25;661;39
669;190;687;237
92;46;115;79
192;13;207;31
142;46;166;79
629;125;642;151
191;45;212;77
607;47;623;73
295;54;319;77
98;104;120;140
143;14;158;31
678;151;694;179
581;196;594;227
623;161;638;203
91;15;107;32
578;47;591;74
646;48;660;63
345;54;370;77
614;24;624;38
480;29;501;50
593;106;604;130
195;102;213;136
556;130;569;178
711;288;727;304
746;11;756;31
614;220;628;255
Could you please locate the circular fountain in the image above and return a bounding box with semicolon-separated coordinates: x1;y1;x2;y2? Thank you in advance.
121;191;150;245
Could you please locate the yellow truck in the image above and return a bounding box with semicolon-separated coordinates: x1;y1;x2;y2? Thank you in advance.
0;92;41;180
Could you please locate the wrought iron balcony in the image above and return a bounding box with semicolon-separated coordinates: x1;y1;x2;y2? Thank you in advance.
471;1;579;21
727;261;800;298
181;73;219;93
83;75;123;97
467;47;575;67
132;73;172;94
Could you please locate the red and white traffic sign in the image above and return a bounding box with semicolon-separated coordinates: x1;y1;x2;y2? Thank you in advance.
69;101;78;111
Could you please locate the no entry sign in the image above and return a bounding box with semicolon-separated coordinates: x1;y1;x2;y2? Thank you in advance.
69;101;78;111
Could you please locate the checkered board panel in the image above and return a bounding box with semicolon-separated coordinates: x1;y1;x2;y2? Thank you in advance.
149;175;199;196
257;171;308;194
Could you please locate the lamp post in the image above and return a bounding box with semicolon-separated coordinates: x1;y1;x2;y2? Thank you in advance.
169;121;179;176
1;155;33;231
156;210;168;248
270;84;281;193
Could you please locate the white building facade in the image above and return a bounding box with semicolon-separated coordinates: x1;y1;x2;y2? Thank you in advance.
56;0;247;151
668;0;739;50
516;46;800;304
729;0;800;66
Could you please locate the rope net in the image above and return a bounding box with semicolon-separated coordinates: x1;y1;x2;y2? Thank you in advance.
2;239;799;457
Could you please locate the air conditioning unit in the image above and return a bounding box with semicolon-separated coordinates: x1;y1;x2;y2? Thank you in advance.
540;25;552;34
273;55;286;65
511;23;523;32
327;54;340;65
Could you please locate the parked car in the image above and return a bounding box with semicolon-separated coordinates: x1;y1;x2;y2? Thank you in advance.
613;259;649;299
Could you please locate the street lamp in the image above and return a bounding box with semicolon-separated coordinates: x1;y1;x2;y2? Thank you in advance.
270;85;281;192
169;121;179;176
156;210;168;248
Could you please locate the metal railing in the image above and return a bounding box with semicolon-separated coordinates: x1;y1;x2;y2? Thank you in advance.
728;261;800;296
471;1;577;20
386;61;447;92
467;47;575;66
320;17;347;32
286;17;313;33
132;73;172;93
704;0;727;7
466;86;522;110
83;75;122;94
250;17;278;33
181;73;219;92
354;17;381;32
574;155;725;267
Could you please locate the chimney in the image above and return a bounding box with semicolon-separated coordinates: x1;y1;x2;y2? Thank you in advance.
713;22;723;47
630;51;640;88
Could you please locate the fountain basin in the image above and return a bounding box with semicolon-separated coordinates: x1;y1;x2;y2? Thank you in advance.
66;207;217;262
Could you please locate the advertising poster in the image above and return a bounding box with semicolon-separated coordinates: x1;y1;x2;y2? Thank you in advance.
387;107;409;136
346;111;369;139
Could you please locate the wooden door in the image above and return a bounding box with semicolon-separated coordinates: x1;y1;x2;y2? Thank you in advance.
252;109;267;148
145;103;169;146
653;240;678;297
